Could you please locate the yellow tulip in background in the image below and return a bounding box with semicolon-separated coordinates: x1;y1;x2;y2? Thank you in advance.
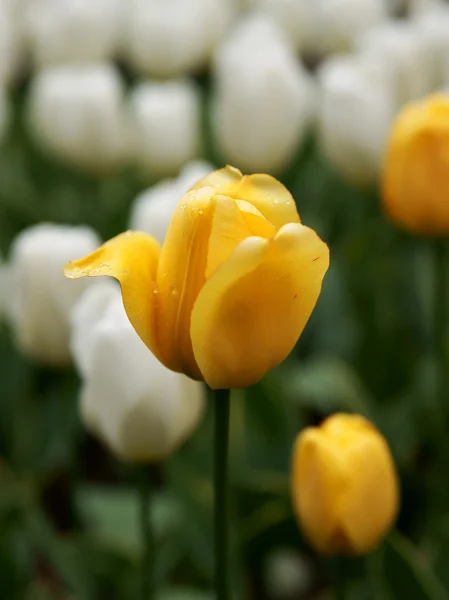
382;94;449;235
64;166;329;389
291;413;399;556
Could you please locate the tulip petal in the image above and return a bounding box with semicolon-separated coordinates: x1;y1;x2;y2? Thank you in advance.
206;197;275;278
156;186;216;378
190;166;300;229
191;223;329;389
292;429;347;554
189;165;243;193
235;174;301;229
64;231;162;360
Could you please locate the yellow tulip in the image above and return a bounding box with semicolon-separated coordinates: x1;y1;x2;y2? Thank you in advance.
291;413;399;555
64;166;329;389
382;94;449;235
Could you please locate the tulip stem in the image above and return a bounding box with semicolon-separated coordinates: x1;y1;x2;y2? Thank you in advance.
214;388;231;600
431;239;447;436
139;467;154;600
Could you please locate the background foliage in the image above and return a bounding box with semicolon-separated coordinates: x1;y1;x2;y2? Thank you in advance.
0;79;448;600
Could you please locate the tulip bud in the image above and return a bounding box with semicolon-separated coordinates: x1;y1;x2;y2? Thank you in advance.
414;5;449;89
23;0;123;67
318;56;396;185
123;0;236;78
382;93;449;235
212;14;315;174
292;413;399;555
71;282;205;462
64;166;329;390
0;0;24;86
357;21;435;105
5;223;100;365
317;0;389;55
129;160;214;244
407;0;444;16
128;80;202;179
251;0;322;54
27;64;129;173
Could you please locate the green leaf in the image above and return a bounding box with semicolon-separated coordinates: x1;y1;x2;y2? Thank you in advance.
157;589;213;600
383;532;449;600
77;485;181;558
279;356;375;418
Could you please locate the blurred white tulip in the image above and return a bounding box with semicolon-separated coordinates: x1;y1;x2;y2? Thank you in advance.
0;0;25;86
129;160;214;244
265;548;312;600
129;80;202;179
124;0;237;77
406;0;444;15
357;21;435;104
252;0;388;55
23;0;123;67
27;64;129;173
212;14;315;174
251;0;321;53
317;0;389;54
318;55;397;185
6;224;100;366
71;282;205;462
414;5;449;88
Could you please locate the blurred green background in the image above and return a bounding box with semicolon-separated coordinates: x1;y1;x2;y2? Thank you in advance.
1;77;448;600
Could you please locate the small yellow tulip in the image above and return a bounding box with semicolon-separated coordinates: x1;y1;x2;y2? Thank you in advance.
291;413;399;555
64;166;329;389
382;94;449;235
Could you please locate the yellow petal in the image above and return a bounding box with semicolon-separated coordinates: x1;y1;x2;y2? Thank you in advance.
156;186;216;379
191;166;300;230
190;223;329;389
292;414;399;555
206;197;276;279
235;174;301;230
292;429;347;554
189;165;243;194
64;231;162;359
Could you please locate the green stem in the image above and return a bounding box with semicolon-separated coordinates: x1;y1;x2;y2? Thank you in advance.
214;388;231;600
431;239;446;442
139;467;154;600
333;557;346;600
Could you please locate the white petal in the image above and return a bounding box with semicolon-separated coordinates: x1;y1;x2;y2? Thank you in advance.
27;64;129;173
212;13;314;174
128;80;202;179
6;223;100;365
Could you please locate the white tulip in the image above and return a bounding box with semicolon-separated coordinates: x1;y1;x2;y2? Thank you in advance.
124;0;236;77
265;549;312;600
212;14;315;174
251;0;321;53
6;223;100;366
357;21;435;104
129;161;214;244
414;5;449;88
23;0;123;67
406;0;444;15
317;0;389;54
318;55;397;185
252;0;388;55
0;0;25;86
71;282;205;462
129;80;202;179
27;64;129;173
